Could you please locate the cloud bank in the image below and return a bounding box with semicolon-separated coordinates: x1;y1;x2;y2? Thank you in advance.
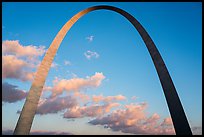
2;129;73;135
89;103;175;135
1;40;192;135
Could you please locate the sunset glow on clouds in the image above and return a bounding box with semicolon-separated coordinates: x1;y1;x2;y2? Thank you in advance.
0;39;193;135
2;40;45;58
63;102;120;118
2;2;202;135
2;55;35;81
92;94;126;103
50;72;105;96
3;39;176;134
2;40;45;82
36;96;78;115
89;103;175;135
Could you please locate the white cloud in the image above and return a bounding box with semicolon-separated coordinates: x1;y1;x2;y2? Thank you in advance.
84;50;99;60
71;72;78;78
64;60;71;66
86;35;94;42
51;62;59;68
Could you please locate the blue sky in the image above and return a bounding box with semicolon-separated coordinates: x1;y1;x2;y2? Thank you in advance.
2;2;202;135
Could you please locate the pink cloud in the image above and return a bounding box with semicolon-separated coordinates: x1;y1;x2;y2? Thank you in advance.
161;117;173;126
89;103;175;135
74;92;90;103
42;86;53;92
92;94;126;103
63;102;120;118
36;96;78;115
51;72;105;96
53;77;60;85
2;82;27;103
2;40;45;58
145;113;160;124
2;40;46;82
2;55;35;81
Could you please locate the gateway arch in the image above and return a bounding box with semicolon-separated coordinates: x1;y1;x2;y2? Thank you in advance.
13;5;192;135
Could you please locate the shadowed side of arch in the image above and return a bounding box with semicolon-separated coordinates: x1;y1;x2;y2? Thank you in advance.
13;5;192;135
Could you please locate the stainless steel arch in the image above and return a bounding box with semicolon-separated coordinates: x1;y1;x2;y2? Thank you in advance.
14;5;192;135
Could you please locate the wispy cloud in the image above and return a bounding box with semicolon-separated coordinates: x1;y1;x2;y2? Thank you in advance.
64;60;71;66
71;72;78;78
2;82;27;103
92;94;126;103
51;62;59;69
131;96;137;100
84;50;99;60
86;35;94;42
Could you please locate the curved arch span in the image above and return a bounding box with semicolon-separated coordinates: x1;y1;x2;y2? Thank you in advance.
14;5;192;135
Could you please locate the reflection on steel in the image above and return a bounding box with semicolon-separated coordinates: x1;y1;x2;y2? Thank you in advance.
13;5;192;135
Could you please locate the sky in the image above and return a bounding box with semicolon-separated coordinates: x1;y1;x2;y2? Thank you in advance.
2;2;202;135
